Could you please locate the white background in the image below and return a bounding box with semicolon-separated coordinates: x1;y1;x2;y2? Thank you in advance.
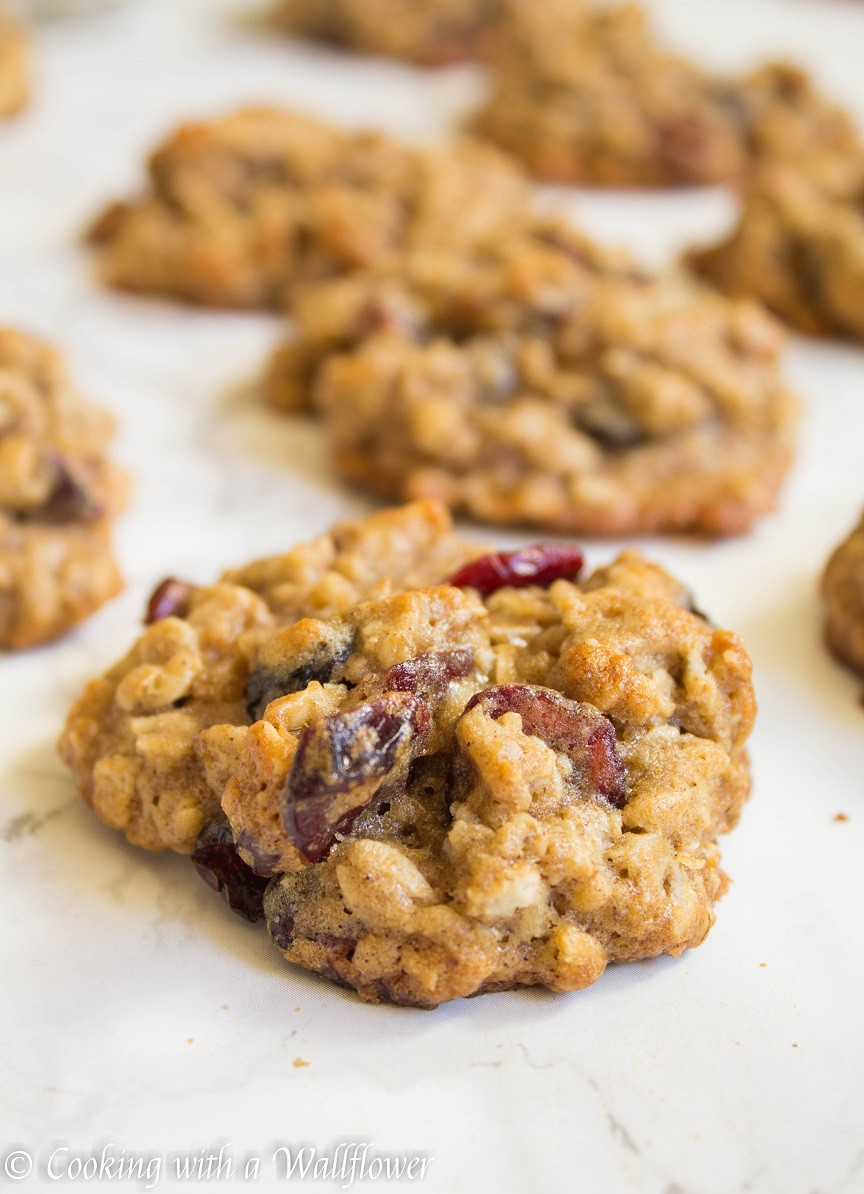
1;1;863;1191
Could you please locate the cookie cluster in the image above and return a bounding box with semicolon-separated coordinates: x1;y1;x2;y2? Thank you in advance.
3;0;858;1007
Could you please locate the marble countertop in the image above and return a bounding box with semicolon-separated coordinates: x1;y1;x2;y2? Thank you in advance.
1;1;863;1191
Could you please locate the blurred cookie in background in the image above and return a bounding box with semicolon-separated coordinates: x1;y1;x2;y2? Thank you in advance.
0;4;27;116
688;157;864;342
0;328;129;649
472;1;861;187
823;511;864;688
272;0;504;65
267;227;800;538
87;107;530;309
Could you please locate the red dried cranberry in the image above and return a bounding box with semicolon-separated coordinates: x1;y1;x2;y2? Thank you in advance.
656;115;719;182
463;684;626;807
145;577;195;625
355;298;420;339
281;693;430;862
447;545;584;597
191;820;269;922
375;649;475;698
31;459;100;525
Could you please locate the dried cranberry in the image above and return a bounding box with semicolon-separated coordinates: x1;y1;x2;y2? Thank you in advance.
375;649;475;698
463;684;626;807
32;460;100;525
428;18;488;65
656;115;720;182
268;911;295;951
191;820;269;922
245;627;356;721
355;298;420;340
281;692;430;862
144;577;195;625
447;545;584;597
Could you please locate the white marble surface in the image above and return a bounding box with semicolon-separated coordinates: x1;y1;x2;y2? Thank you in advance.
1;1;864;1191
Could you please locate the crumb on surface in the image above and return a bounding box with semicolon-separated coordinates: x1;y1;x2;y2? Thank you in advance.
293;1058;310;1068
834;813;849;822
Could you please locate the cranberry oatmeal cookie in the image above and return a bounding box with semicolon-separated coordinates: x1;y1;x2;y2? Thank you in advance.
823;511;864;682
269;230;798;537
0;329;128;650
0;5;27;117
60;502;756;1007
689;158;864;341
273;0;503;65
472;1;860;187
88;107;527;309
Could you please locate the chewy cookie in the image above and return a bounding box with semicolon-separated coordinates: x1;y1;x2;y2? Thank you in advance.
823;512;864;682
0;329;127;649
274;0;503;65
689;159;864;341
59;502;755;1007
268;229;798;537
0;6;27;117
88;107;527;309
472;1;860;187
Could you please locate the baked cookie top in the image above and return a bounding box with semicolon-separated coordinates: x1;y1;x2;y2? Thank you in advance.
688;158;864;342
0;328;128;648
270;229;799;537
0;6;28;118
274;0;504;65
472;1;860;187
59;502;755;1007
88;107;528;309
823;511;864;680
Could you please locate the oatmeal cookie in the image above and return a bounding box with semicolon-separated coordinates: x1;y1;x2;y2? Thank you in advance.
472;1;860;187
264;219;637;414
58;502;484;853
688;159;864;341
87;107;527;309
209;525;755;1006
273;0;503;65
823;512;864;680
0;7;27;118
60;502;755;1006
0;328;128;649
270;230;798;536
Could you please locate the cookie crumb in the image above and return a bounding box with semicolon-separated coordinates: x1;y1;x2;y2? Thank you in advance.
186;1038;194;1045
834;813;849;822
293;1058;310;1068
759;962;767;968
221;1004;229;1010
